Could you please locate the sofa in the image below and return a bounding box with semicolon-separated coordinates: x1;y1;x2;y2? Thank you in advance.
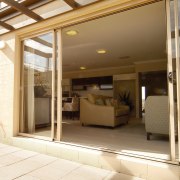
80;94;130;127
145;96;177;140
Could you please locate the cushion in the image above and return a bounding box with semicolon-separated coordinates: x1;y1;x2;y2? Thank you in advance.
111;99;118;107
87;94;113;105
95;98;104;105
105;98;112;106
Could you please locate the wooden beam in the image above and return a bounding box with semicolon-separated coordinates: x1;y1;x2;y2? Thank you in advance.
24;46;52;58
0;21;15;30
1;0;43;21
31;37;52;48
0;0;54;21
64;0;80;9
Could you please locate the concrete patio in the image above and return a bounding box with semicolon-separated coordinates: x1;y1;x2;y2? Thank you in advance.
0;142;143;180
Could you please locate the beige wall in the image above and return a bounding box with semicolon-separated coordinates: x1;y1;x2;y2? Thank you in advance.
135;59;167;73
63;66;135;79
63;60;167;79
0;33;15;139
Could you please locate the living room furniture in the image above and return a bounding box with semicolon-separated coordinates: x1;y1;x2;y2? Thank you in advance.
80;94;129;127
62;97;79;119
145;96;176;140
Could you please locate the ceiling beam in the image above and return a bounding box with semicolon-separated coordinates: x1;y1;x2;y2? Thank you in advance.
31;37;52;48
0;21;15;30
64;0;80;9
1;0;43;21
24;46;52;59
0;0;54;22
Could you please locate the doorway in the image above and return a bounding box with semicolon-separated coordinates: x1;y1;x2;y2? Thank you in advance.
20;1;180;163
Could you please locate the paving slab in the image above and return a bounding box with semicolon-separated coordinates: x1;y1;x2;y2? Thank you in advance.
0;143;144;180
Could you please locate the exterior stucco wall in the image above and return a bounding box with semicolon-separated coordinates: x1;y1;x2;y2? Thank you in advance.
0;33;15;139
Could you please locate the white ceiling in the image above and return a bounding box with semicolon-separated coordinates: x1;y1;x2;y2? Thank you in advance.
62;1;166;72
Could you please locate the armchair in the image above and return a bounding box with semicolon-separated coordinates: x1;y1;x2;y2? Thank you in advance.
62;97;79;119
145;96;176;140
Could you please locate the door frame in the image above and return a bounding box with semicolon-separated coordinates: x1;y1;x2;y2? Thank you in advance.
18;30;56;141
166;0;180;162
14;0;180;163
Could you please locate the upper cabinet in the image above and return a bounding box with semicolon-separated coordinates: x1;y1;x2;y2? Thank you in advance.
72;76;113;90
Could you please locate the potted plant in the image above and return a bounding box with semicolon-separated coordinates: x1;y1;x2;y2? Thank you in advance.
118;91;134;111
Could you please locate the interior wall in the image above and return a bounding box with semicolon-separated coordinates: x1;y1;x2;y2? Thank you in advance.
135;59;167;73
63;66;135;79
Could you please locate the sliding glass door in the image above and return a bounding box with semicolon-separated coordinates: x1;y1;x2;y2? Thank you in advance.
18;0;180;163
166;0;180;162
20;32;54;140
20;30;62;141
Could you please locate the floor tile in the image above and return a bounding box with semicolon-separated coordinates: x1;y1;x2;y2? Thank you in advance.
15;175;41;180
0;150;38;167
105;172;145;180
0;146;20;157
29;159;81;180
62;165;110;180
0;142;165;180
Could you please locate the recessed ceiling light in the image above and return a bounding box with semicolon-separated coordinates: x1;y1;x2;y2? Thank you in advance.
96;49;107;54
66;30;78;36
80;66;86;70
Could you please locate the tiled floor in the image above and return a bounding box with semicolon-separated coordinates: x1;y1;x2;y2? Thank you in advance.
0;143;144;180
34;119;175;160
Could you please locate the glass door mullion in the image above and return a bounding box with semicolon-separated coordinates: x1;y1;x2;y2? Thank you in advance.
56;29;63;141
51;30;56;140
174;0;180;161
166;0;176;162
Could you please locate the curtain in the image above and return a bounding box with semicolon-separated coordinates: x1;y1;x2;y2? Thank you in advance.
20;66;35;134
26;67;35;133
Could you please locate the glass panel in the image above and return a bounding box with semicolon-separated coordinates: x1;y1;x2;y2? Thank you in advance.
61;1;170;160
0;0;22;10
54;31;59;140
20;32;53;138
0;2;7;9
170;0;180;31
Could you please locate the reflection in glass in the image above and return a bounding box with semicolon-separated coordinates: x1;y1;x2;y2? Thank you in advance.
20;32;53;138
